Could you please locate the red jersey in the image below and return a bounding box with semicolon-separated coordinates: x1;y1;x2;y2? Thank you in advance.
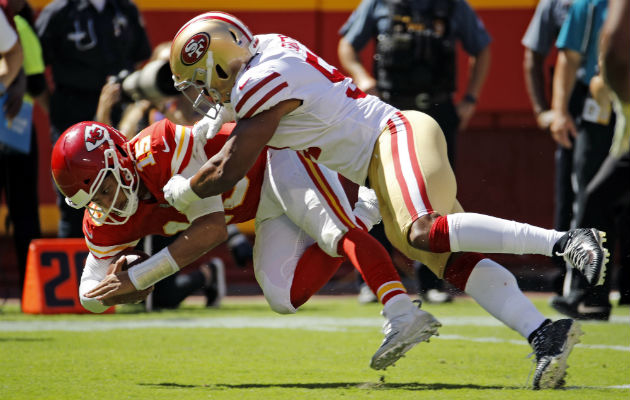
83;119;266;259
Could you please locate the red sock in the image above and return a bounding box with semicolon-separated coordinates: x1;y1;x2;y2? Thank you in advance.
443;252;485;291
429;215;451;252
290;243;344;309
338;228;406;305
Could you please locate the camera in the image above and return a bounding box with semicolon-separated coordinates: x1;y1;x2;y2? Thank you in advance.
111;60;179;105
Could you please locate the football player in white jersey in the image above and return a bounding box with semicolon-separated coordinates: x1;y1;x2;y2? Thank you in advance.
161;12;610;388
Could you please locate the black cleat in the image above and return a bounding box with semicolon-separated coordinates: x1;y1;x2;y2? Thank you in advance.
550;294;611;321
553;228;609;286
530;319;583;390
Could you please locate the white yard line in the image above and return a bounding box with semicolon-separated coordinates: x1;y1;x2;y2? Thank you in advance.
1;315;629;353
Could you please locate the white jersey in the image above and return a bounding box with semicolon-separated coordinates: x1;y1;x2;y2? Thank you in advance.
231;34;398;184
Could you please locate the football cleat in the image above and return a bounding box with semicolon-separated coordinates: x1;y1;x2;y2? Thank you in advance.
370;300;441;370
553;228;609;286
530;319;583;390
357;283;378;304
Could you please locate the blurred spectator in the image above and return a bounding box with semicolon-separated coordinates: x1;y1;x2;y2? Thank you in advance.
0;0;45;298
521;0;574;295
35;0;151;238
338;0;491;303
549;0;617;319
562;0;630;314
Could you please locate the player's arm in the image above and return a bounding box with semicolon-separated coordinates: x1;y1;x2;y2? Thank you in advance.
85;211;228;302
457;45;491;131
164;99;301;210
337;37;377;95
523;48;554;129
550;49;581;148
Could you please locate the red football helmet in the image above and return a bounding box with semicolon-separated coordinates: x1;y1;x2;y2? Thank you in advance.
51;121;139;225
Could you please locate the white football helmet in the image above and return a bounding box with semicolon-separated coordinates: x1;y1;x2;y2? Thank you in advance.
170;12;258;119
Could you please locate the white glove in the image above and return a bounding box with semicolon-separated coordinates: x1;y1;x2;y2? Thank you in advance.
354;186;381;231
192;105;237;142
163;174;201;212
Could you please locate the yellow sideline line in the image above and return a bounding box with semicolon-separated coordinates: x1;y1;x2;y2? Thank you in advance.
29;0;538;11
0;205;255;236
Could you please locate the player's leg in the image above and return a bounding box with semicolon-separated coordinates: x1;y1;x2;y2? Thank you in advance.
373;111;607;286
370;111;582;388
266;149;440;369
253;213;343;313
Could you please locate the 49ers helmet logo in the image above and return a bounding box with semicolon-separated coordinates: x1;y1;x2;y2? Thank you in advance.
84;124;108;151
181;32;210;65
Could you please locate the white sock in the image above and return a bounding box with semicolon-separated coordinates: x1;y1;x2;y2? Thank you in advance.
383;294;413;317
464;258;547;339
447;213;564;256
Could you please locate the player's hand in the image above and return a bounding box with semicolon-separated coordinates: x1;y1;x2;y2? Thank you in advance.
535;109;555;130
163;174;201;212
84;259;138;304
456;101;476;131
192;115;221;142
550;111;577;149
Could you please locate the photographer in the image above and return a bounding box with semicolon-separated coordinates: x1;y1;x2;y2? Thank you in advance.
36;0;152;238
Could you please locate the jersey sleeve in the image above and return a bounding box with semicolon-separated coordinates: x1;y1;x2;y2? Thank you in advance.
521;0;555;54
232;62;292;119
83;215;140;259
555;0;589;53
132;119;195;201
338;0;379;51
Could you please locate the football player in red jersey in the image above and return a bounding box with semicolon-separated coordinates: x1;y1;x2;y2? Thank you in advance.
160;12;612;386
52;120;404;324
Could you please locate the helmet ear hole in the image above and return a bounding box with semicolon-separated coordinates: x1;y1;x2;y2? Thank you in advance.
215;64;228;79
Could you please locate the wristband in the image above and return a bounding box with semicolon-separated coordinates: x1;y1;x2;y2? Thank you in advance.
463;93;477;104
127;247;179;290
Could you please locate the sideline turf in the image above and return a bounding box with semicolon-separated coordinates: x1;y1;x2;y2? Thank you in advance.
0;295;628;399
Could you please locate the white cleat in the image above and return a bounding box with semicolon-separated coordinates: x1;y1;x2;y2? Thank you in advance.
370;301;441;370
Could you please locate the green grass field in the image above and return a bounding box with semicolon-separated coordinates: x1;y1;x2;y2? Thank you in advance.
1;295;628;400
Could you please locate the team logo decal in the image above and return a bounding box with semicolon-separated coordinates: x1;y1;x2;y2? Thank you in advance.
84;124;109;151
181;32;210;65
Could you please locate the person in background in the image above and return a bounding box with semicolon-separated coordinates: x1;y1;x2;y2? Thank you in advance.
521;1;575;295
338;0;491;303
549;0;619;320
0;0;45;299
561;0;630;315
35;0;151;238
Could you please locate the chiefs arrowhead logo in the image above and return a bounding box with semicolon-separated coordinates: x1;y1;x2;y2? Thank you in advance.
84;124;109;151
181;32;210;66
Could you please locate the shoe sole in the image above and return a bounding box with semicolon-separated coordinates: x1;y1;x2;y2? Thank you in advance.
370;313;441;370
594;230;609;286
534;321;583;389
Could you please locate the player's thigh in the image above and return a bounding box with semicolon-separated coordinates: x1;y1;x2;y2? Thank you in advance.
253;214;315;314
265;149;358;256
